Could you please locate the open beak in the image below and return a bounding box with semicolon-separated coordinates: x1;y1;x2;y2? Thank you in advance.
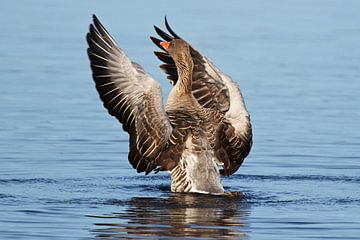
160;41;171;50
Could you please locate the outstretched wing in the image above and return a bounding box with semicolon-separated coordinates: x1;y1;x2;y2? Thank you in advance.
86;15;173;174
151;18;252;176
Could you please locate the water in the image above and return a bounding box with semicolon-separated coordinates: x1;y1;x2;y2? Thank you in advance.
1;0;360;239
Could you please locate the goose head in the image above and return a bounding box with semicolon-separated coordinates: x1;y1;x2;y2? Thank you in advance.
160;39;193;69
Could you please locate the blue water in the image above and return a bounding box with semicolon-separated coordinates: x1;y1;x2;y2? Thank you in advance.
1;1;360;239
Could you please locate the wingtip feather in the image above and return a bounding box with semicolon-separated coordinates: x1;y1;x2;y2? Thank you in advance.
150;36;165;50
154;25;173;41
164;16;180;39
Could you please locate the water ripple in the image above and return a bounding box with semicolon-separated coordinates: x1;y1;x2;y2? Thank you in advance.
0;178;58;184
234;174;360;183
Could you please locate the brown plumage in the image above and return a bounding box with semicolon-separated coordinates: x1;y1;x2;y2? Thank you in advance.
86;15;253;194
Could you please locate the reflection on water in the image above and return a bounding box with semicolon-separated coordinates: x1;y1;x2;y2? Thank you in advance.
90;193;250;239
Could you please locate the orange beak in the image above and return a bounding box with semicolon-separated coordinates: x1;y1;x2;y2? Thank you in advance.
160;41;171;50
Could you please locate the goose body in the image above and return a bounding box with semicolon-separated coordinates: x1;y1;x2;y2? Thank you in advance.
86;15;252;194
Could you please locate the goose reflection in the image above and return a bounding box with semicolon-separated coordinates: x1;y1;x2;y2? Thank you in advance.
90;193;250;239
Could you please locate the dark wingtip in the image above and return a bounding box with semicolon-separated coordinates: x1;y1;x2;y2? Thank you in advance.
154;51;174;64
86;32;91;45
144;162;155;175
164;15;169;27
89;23;95;33
153;25;173;41
164;16;180;39
92;14;100;28
150;36;165;50
153;25;160;32
153;25;162;33
150;37;161;47
150;36;159;43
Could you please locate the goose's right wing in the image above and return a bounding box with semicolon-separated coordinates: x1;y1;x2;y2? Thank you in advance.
151;18;253;176
86;15;174;174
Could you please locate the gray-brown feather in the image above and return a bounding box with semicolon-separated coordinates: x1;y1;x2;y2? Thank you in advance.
87;15;176;175
216;117;253;176
151;20;253;176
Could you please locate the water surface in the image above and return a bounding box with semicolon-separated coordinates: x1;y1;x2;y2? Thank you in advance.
1;1;360;239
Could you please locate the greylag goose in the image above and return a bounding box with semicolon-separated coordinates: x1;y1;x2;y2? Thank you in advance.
86;15;252;194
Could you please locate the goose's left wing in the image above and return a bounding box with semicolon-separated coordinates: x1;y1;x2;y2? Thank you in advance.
86;15;174;174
